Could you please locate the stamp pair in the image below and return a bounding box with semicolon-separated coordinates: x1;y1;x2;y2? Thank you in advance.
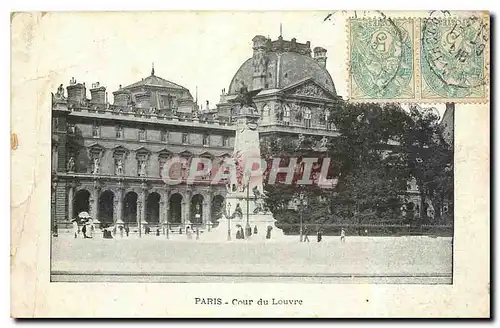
348;13;490;103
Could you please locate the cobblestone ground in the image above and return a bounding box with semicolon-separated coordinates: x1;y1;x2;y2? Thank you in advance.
51;232;452;281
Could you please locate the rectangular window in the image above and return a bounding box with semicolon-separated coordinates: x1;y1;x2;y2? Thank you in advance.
92;123;100;138
161;130;168;142
116;125;123;139
138;128;146;141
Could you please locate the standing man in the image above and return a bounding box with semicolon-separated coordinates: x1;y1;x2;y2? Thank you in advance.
340;228;346;244
317;228;323;242
303;226;310;242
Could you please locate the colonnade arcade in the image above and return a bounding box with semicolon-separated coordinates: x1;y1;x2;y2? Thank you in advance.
67;180;226;228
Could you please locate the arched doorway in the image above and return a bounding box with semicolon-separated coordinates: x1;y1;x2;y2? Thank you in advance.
73;189;91;218
191;194;204;225
124;191;138;225
146;192;161;225
211;195;225;227
169;193;182;224
98;190;114;225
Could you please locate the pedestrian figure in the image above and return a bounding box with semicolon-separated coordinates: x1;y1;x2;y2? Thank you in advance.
53;224;58;237
317;229;323;242
196;227;200;240
82;224;88;238
88;219;94;238
266;225;272;239
179;227;183;234
254;225;258;234
119;225;124;238
72;220;78;238
303;226;310;242
340;228;346;244
156;228;160;236
236;228;242;239
125;225;129;237
186;226;192;239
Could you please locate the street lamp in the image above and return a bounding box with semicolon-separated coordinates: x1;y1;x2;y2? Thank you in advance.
245;180;251;238
165;211;170;240
227;202;232;241
298;192;306;242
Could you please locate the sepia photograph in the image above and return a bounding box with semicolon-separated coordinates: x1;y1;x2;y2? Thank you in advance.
48;11;459;284
11;9;489;317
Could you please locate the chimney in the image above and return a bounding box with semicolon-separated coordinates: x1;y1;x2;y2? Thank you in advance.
252;35;268;90
90;82;106;104
313;46;328;67
66;80;86;103
113;86;130;106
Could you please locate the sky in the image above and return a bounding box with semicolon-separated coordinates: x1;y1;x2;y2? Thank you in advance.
13;11;444;116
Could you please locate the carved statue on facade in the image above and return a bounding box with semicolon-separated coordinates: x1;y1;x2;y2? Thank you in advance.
139;160;147;177
116;159;124;175
67;156;75;172
252;186;268;214
294;83;325;97
319;136;329;149
54;84;65;100
324;107;330;122
276;104;284;121
229;81;261;112
159;161;165;177
296;133;305;150
92;157;100;174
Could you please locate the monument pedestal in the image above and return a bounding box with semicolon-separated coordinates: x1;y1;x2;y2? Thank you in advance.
203;97;286;241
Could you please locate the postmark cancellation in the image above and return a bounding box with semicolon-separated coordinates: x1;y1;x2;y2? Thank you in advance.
348;13;490;103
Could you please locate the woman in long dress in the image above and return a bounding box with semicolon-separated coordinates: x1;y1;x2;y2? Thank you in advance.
72;220;79;238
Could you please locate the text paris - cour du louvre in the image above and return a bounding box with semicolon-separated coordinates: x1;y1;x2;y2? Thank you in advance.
50;21;454;284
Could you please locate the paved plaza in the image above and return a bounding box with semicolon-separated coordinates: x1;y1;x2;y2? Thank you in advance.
51;233;452;283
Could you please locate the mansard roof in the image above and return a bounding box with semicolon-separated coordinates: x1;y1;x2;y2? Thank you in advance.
123;71;188;91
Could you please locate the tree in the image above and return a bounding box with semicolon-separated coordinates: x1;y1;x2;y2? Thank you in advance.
260;101;453;227
402;106;454;223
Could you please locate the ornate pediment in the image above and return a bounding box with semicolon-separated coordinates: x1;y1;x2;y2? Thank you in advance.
158;148;173;159
199;151;214;159
135;146;151;160
112;145;129;158
178;150;193;158
283;79;336;100
87;143;105;159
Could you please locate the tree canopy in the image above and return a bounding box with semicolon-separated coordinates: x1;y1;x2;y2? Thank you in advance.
260;102;453;226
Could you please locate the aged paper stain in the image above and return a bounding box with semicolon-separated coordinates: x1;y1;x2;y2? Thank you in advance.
11;133;18;150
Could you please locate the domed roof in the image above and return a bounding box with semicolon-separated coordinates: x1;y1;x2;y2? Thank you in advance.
228;44;336;96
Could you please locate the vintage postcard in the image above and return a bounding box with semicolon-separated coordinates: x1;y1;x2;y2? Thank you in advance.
11;10;489;317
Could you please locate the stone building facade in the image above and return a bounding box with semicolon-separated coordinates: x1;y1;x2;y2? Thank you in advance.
51;34;422;231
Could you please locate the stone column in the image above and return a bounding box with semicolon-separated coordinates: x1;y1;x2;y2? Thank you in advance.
137;201;142;232
67;184;74;220
159;200;164;225
203;200;211;229
115;187;124;224
90;185;100;220
184;192;191;227
51;182;57;227
141;186;148;224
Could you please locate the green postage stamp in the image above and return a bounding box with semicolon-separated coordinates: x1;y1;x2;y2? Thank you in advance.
348;13;490;103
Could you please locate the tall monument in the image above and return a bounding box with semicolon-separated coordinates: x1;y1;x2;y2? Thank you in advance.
206;84;284;241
